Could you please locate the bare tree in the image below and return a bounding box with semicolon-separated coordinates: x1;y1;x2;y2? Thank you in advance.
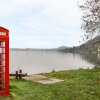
78;0;100;41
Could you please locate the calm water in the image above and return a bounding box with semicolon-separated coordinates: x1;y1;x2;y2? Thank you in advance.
10;50;94;75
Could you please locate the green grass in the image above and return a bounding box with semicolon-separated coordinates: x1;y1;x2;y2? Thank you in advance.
1;69;100;100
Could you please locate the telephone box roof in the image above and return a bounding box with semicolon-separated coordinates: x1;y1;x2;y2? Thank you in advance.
0;26;9;36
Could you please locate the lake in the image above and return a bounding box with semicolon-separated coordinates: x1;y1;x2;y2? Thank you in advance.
10;50;94;75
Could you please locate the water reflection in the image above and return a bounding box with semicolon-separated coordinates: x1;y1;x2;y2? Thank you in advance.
98;53;100;61
81;52;100;66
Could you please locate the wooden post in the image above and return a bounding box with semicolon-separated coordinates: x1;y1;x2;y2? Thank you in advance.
25;73;27;76
15;71;18;79
19;70;22;79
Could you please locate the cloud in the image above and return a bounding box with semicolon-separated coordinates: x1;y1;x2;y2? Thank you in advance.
20;0;81;31
0;0;82;48
0;0;41;17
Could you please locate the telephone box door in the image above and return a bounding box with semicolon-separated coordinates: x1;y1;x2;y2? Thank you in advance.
0;27;9;96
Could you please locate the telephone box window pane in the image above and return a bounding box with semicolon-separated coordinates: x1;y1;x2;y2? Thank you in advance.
2;48;5;53
0;42;2;47
0;48;2;53
0;86;2;91
0;54;1;59
0;80;5;85
0;65;5;72
2;61;5;66
0;60;2;66
0;68;2;73
0;48;5;53
0;42;5;47
2;42;5;47
0;54;5;59
0;74;2;78
2;67;5;72
0;67;1;72
0;67;2;72
2;54;5;59
0;86;5;91
0;60;5;66
0;80;2;85
0;73;5;78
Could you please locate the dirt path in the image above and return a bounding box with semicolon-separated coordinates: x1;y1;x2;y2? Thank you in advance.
23;75;64;84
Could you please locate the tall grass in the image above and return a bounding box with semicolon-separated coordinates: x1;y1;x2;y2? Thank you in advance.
1;69;100;100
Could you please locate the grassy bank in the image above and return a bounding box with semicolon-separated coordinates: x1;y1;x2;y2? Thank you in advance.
1;69;100;100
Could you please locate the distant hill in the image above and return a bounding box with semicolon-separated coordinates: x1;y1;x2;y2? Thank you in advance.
56;46;73;52
56;46;68;50
78;35;100;53
10;46;69;51
56;35;100;53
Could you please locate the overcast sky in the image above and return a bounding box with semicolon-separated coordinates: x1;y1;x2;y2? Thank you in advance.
0;0;83;48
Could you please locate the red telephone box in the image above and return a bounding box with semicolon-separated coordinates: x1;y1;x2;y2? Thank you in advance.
0;26;9;96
